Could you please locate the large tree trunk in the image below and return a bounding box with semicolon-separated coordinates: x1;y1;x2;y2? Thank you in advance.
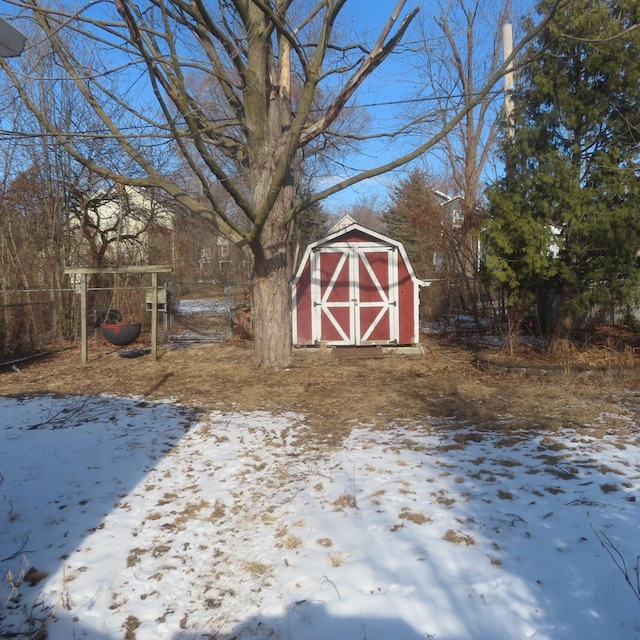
251;200;294;369
247;150;296;368
252;257;292;369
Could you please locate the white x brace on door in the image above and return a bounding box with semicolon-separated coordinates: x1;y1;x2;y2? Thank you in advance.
310;244;399;345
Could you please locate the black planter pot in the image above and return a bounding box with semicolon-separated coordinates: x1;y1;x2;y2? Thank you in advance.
100;322;142;346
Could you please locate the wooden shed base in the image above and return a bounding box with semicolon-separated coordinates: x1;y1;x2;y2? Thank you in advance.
332;346;384;359
294;344;424;358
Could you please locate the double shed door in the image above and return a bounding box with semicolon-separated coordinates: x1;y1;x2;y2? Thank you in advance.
311;244;399;346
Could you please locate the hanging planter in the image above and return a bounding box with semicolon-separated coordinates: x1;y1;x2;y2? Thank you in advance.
100;322;142;346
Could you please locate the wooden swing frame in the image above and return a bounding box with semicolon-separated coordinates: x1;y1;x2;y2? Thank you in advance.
64;265;173;364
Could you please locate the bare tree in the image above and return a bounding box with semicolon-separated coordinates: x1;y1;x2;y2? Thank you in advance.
0;52;83;345
0;0;566;367
341;195;386;233
417;0;513;209
0;32;168;340
408;0;532;317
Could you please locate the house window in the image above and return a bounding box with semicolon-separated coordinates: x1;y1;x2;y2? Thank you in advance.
217;236;229;258
450;206;463;228
198;247;211;269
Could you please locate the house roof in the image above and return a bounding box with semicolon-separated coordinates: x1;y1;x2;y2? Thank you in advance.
293;222;430;287
433;189;464;207
0;18;26;58
327;214;357;234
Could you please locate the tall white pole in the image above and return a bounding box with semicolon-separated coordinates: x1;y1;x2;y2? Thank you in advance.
503;22;514;139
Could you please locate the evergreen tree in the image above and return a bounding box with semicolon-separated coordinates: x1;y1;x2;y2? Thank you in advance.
295;193;330;256
485;0;640;332
383;169;444;279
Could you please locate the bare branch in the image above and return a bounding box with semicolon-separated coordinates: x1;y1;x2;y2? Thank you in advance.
590;516;640;603
299;0;570;209
300;0;419;145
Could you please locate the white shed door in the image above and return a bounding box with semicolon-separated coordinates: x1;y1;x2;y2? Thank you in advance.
311;245;399;345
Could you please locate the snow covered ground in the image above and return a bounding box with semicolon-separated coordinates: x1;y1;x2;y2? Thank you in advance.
172;298;231;343
1;393;639;639
177;298;229;316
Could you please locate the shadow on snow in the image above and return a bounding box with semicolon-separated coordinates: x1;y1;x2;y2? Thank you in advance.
173;601;430;640
0;392;199;638
2;388;639;640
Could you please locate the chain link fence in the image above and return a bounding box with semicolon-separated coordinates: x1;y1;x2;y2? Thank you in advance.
0;280;253;364
1;278;498;364
0;291;63;360
419;278;498;331
168;281;252;343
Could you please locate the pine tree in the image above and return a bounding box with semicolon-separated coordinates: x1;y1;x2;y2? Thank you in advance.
485;0;640;332
383;170;444;279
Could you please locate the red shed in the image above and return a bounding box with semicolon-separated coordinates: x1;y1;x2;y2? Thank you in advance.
292;222;426;347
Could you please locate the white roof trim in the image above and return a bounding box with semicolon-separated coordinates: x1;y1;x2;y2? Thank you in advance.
433;189;464;206
292;222;429;287
0;18;26;58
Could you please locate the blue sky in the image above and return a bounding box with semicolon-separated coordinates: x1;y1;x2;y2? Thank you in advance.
0;0;535;214
320;1;427;213
320;0;537;213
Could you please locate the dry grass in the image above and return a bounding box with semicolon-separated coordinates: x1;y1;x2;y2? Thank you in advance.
316;537;333;548
399;510;431;525
1;333;639;449
127;548;146;568
123;615;140;640
547;338;637;368
443;529;475;546
332;493;357;509
245;561;270;576
284;535;303;550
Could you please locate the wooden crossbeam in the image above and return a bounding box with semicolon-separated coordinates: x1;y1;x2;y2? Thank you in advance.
64;265;173;364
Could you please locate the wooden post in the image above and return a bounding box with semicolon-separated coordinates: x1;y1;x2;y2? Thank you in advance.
80;273;88;365
65;265;172;363
151;271;158;361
